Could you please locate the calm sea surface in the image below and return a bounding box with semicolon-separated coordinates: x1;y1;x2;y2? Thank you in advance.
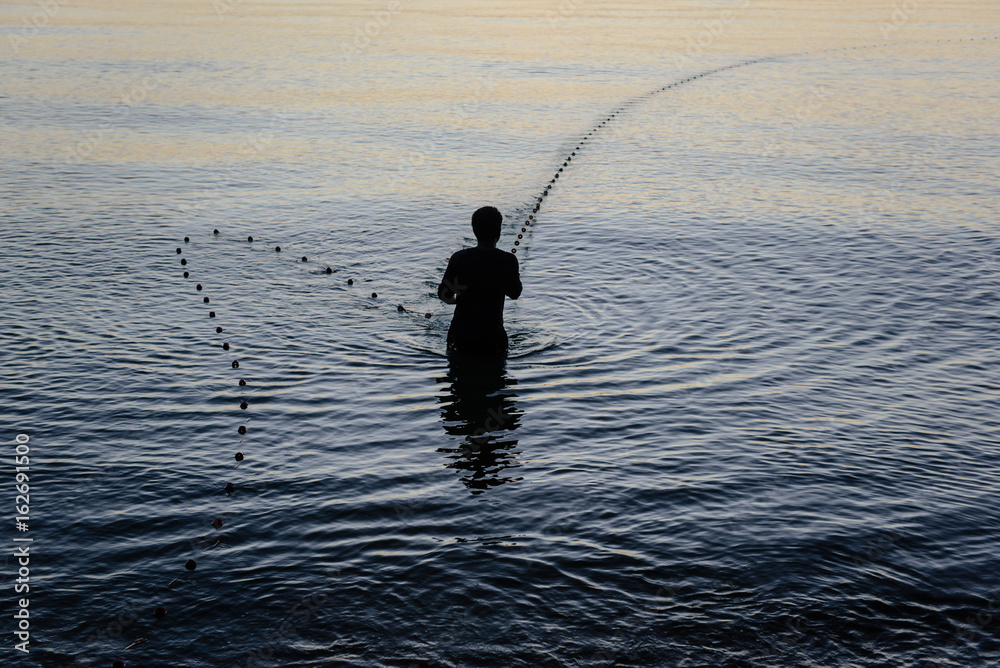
2;1;999;666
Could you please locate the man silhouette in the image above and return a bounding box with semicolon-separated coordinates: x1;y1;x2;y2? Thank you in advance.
438;206;522;358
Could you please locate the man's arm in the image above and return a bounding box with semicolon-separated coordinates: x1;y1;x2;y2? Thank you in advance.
438;256;459;305
506;254;522;300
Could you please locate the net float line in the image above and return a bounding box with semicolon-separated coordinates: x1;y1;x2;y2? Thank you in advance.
147;239;262;668
510;34;1000;255
207;228;449;320
511;55;782;254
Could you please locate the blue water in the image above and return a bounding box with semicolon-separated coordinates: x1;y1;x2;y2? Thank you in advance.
2;2;1000;666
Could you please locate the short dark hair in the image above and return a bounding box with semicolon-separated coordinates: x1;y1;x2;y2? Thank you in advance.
471;206;502;243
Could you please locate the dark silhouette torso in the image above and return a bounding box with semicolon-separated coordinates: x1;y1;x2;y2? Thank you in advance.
439;246;522;357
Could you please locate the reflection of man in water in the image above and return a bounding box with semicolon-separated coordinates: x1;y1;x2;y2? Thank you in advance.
438;206;522;357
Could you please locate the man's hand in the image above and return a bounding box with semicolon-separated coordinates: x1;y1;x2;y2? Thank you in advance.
438;276;463;305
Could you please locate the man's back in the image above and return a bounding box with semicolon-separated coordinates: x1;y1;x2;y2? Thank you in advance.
439;245;522;356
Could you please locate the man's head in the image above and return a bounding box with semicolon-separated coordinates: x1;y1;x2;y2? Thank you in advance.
471;206;502;245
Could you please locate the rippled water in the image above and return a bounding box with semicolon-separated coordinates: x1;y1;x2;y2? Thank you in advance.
3;1;1000;666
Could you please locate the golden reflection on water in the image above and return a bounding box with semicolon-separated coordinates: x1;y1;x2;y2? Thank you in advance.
2;0;997;201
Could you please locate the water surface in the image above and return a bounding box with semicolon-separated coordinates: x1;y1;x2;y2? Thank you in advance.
2;1;999;666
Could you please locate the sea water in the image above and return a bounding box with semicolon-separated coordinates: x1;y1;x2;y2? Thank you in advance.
1;1;999;666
